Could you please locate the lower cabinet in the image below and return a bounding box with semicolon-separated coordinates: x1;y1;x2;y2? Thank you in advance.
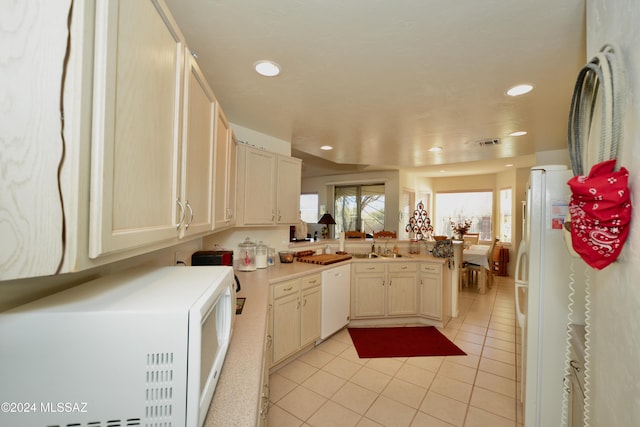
420;262;442;319
388;263;419;316
351;262;418;319
271;274;321;366
421;261;452;323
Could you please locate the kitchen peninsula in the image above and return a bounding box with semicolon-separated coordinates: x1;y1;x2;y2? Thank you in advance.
205;247;453;426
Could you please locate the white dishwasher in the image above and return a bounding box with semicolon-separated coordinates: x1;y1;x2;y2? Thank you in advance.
320;263;351;339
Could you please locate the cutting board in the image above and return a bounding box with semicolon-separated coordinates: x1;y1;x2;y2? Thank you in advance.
297;254;352;265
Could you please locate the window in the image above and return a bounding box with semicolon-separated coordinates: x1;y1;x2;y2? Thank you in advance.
499;188;512;243
334;184;385;235
435;191;493;241
300;193;319;223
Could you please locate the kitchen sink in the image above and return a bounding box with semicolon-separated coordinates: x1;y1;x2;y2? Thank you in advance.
379;253;405;258
350;252;379;259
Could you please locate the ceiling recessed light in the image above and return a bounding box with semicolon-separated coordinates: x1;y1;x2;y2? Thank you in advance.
320;145;333;151
428;146;443;152
505;164;514;167
254;60;281;77
506;84;534;97
509;131;527;137
439;169;447;173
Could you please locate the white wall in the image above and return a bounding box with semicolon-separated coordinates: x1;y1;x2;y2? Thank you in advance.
585;2;640;425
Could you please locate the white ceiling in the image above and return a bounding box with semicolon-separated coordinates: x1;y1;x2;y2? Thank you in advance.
164;0;586;177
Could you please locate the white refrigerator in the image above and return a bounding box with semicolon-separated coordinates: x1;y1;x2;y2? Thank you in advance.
515;165;586;427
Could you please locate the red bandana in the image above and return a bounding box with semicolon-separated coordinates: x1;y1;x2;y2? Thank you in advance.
567;159;632;270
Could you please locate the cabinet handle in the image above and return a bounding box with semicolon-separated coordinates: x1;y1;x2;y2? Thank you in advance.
308;279;317;284
185;201;193;229
278;210;282;221
367;267;376;270
297;298;300;309
303;297;307;306
176;199;185;230
389;280;392;286
401;266;408;270
381;280;385;286
283;286;293;291
272;209;276;222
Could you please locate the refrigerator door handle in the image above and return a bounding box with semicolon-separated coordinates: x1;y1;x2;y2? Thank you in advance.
515;240;528;329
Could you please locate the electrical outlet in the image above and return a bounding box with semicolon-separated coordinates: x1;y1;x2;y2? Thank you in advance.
174;251;189;266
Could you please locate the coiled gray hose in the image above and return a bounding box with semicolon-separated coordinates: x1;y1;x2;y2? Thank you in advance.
567;44;623;176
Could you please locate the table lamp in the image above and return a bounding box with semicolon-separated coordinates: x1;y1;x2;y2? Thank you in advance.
318;213;336;239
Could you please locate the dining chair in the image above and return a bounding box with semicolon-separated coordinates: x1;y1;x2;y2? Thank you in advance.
345;231;366;239
373;230;396;239
462;233;480;245
466;238;498;289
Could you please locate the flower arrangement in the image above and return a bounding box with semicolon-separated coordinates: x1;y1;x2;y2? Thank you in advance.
450;218;473;238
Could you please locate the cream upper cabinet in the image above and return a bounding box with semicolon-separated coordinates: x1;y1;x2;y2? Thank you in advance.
275;156;302;224
237;145;301;226
179;50;215;237
0;1;88;280
89;0;186;258
213;106;237;230
239;147;276;225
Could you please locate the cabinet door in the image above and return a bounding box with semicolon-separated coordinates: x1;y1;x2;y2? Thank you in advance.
387;273;418;316
180;52;214;237
352;274;386;318
420;273;442;319
1;2;73;279
272;293;300;363
213;106;235;230
242;149;276;225
275;156;302;224
227;136;237;225
300;285;321;346
90;0;185;257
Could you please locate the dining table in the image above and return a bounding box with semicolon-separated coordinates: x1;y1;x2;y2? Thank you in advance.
463;244;492;293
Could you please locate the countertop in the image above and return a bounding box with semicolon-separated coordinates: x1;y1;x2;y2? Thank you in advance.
203;253;447;426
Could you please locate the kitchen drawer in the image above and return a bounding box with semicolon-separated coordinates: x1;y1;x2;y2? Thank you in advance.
354;263;385;273
421;263;442;274
388;263;417;273
273;279;299;299
301;274;321;290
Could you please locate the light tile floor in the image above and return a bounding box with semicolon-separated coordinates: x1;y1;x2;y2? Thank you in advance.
268;275;523;427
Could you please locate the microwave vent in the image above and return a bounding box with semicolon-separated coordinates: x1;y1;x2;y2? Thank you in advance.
145;352;176;423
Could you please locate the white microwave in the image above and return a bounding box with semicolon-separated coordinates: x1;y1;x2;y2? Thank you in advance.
0;266;235;427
